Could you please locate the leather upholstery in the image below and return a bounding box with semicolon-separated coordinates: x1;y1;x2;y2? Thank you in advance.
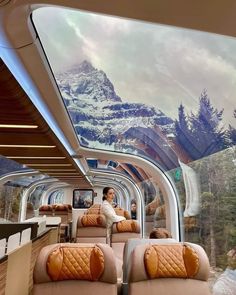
34;243;117;284
76;215;107;243
128;242;210;283
144;244;199;279
114;208;131;219
33;243;118;295
78;214;106;228
85;204;130;219
47;245;104;281
54;204;69;212
113;220;140;233
127;242;211;295
85;204;102;215
39;205;53;212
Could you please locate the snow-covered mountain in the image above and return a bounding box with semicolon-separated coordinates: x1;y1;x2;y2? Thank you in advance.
56;60;178;168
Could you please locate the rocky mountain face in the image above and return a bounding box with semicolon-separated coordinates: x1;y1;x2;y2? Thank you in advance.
56;60;180;169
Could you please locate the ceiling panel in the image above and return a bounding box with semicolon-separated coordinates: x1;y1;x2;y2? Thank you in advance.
0;59;91;187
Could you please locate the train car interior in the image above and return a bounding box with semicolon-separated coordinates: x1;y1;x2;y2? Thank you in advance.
0;1;235;294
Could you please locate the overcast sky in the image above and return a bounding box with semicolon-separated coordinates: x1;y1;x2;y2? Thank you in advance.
33;7;236;127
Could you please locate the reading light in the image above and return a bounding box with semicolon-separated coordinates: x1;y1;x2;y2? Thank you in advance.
0;145;55;148
45;173;80;175
25;163;72;167
6;156;65;159
39;169;76;172
0;124;38;128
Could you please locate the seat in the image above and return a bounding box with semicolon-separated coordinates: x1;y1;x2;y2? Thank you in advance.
53;204;72;242
127;242;211;295
26;202;35;219
39;205;54;216
85;204;131;220
84;204;102;215
114;207;131;220
123;237;177;287
33;243;117;295
76;214;107;243
111;220;141;259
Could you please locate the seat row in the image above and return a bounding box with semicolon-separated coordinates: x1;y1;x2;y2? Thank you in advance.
76;204;141;261
32;240;211;295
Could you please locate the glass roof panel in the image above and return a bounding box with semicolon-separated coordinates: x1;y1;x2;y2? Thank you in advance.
0;155;30;177
33;8;236;171
86;158;150;183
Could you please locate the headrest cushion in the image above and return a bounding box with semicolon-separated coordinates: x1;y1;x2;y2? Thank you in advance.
85;204;101;215
114;208;131;219
144;244;199;279
39;205;53;212
78;214;106;227
47;245;104;281
113;220;140;233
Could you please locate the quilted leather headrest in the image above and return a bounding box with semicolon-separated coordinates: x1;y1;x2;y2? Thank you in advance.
39;205;53;212
112;220;140;233
47;245;104;281
77;214;107;228
54;204;69;212
114;208;131;219
144;244;199;279
34;243;117;284
85;204;102;215
128;242;210;283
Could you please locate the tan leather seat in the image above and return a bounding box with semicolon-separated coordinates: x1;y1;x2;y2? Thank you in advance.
33;243;117;295
111;220;141;259
39;205;54;216
76;214;107;243
114;207;131;220
85;204;131;219
127;242;211;295
52;204;71;242
111;220;141;288
123;238;177;289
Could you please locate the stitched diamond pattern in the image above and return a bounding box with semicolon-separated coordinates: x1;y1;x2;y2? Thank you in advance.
116;220;138;233
145;244;196;279
47;246;104;281
81;214;105;227
154;245;187;278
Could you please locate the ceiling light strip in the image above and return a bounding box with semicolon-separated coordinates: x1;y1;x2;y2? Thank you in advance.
25;163;72;167
0;124;38;129
0;145;55;148
6;156;65;159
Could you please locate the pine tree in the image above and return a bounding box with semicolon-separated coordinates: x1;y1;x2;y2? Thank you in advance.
175;104;200;159
228;109;236;145
189;89;227;158
228;125;236;145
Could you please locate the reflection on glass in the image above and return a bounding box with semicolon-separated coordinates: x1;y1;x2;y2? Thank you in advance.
32;7;236;285
0;155;28;177
33;8;236;171
169;147;236;281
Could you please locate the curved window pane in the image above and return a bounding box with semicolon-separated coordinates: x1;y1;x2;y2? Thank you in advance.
32;7;236;288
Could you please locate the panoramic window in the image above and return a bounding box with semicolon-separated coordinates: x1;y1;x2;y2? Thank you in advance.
33;7;236;285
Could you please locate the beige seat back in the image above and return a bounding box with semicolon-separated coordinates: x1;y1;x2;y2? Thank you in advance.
33;243;117;295
128;242;211;295
39;205;53;216
114;207;131;219
123;238;177;286
53;204;70;223
111;220;141;261
76;214;107;243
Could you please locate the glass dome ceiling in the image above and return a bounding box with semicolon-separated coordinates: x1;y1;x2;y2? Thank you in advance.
33;7;236;171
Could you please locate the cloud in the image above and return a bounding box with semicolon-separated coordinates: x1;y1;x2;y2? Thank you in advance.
33;7;236;127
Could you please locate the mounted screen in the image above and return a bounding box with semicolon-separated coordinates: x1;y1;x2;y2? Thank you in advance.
73;189;94;209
